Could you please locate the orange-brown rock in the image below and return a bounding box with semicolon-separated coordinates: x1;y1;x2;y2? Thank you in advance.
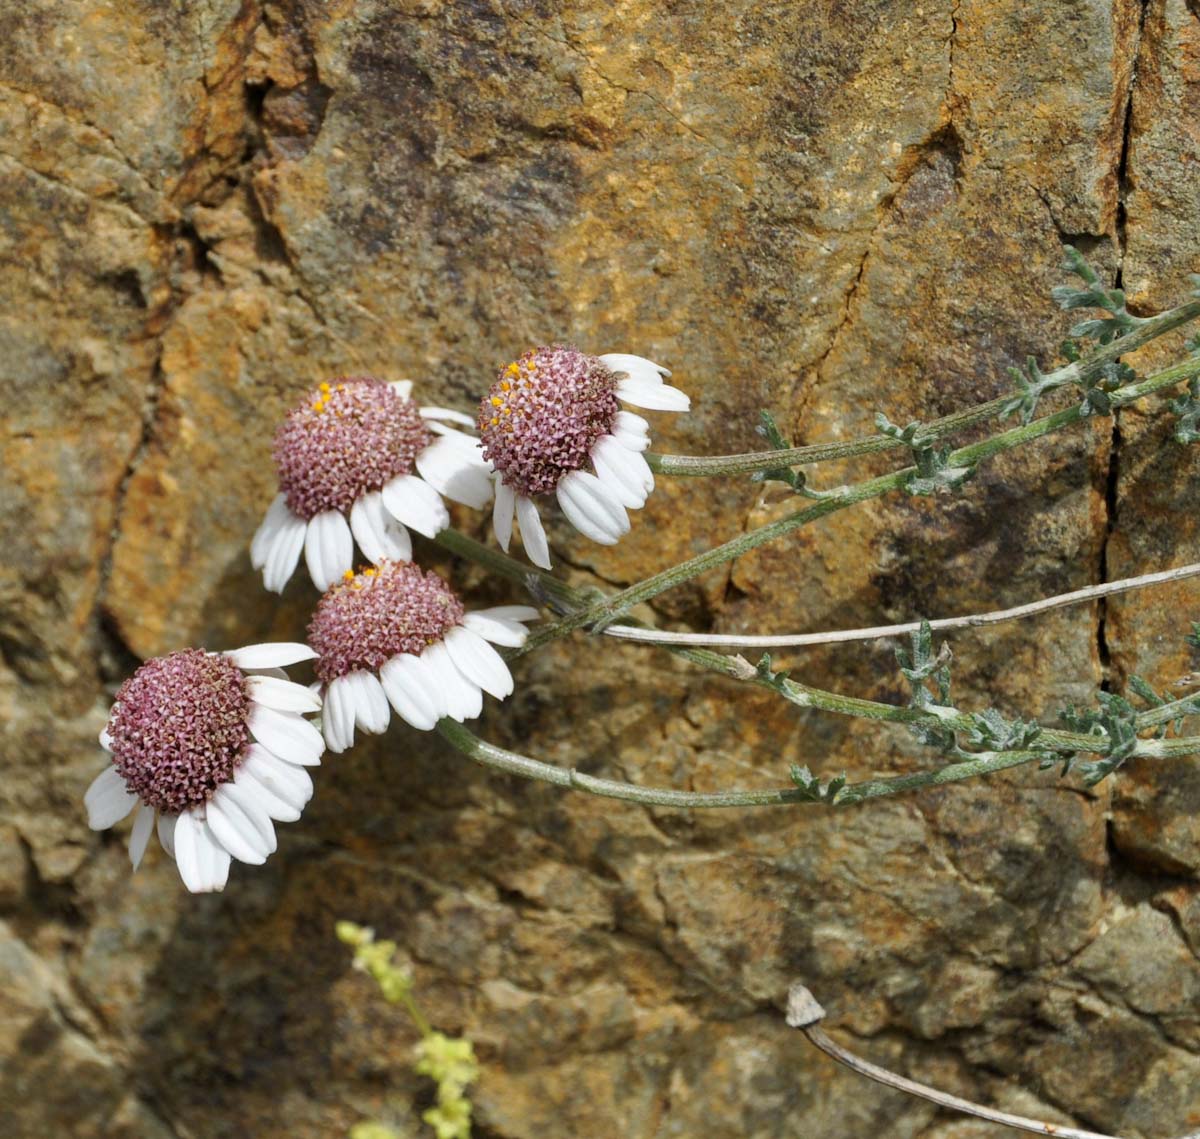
2;2;1199;1137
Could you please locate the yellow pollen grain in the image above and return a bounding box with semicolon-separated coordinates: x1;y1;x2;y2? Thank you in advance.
343;569;355;581
490;416;498;425
319;382;331;393
312;401;324;412
490;396;503;407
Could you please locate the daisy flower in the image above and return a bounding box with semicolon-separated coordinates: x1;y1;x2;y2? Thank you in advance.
252;377;494;592
307;559;539;753
83;643;324;893
477;346;689;569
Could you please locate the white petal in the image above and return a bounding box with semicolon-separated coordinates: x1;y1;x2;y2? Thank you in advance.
227;642;317;669
157;812;177;858
612;410;651;452
381;473;451;539
556;470;630;544
591;434;650;509
242;745;313;810
251;494;293;569
445;626;514;700
415;436;494;509
248;704;325;766
349;671;391;735
247;675;323;713
390;379;414;399
99;726;113;751
379;653;443;731
233;764;302;823
475;605;541;623
262;511;307;593
206;792;270;865
598;352;673;384
304;509;354;591
84;766;138;830
128;804;155;871
175;810;231;893
516;495;551;569
462;611;531;647
421;642;483;721
419;405;477;428
349;491;412;565
493;481;516;552
213;782;277;857
322;675;357;754
616;378;691;412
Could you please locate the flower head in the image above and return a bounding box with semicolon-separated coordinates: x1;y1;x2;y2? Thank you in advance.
307;559;539;752
478;347;688;568
84;643;324;892
252;378;493;592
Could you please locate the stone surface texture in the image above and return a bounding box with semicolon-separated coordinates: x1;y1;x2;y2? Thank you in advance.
2;1;1199;1137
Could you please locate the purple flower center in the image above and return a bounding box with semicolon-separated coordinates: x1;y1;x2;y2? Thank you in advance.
274;378;434;519
107;650;251;814
308;560;466;684
477;346;619;497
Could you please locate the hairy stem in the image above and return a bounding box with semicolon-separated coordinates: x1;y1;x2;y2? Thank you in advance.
519;355;1200;653
649;298;1200;478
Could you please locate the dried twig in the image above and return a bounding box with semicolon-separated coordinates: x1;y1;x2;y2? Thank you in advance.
786;983;1200;1139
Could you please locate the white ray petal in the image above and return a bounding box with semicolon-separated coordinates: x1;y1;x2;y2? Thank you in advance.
445;625;514;700
304;509;354;591
422;642;483;721
322;675;357;754
379;653;442;731
474;605;541;623
84;766;138;830
157;812;177;859
419;405;477;427
381;473;451;539
349;491;412;565
233;762;302;823
206;793;269;865
251;494;293;569
616;378;691;412
612;410;651;452
556;470;630;544
248;704;325;766
175;810;231;893
262;511;307;593
213;782;277;856
389;379;414;399
247;675;323;713
515;495;551;569
462;611;531;647
415;436;494;509
491;480;516;551
591;434;650;508
242;745;313;810
99;726;113;751
227;642;317;670
349;671;391;734
128;804;155;870
598;353;673;384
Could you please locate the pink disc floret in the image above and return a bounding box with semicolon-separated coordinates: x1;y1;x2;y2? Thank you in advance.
308;560;466;684
477;345;619;497
106;649;251;814
274;377;434;519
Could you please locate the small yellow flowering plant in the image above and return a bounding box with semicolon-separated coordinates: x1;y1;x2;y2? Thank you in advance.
337;921;479;1139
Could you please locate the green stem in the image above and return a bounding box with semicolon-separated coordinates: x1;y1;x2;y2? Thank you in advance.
519;355;1200;654
438;720;1200;810
648;298;1200;478
434;532;1200;759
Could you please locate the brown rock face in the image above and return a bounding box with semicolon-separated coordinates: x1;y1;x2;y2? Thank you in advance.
2;2;1199;1136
